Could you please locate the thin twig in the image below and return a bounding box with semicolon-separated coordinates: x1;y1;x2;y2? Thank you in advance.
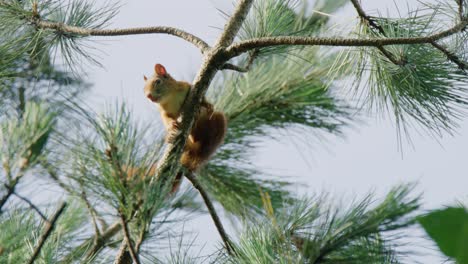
118;214;141;264
431;41;467;70
221;48;260;72
0;183;16;214
222;63;248;72
12;191;48;222
350;0;386;35
82;221;121;261
41;160;109;230
185;172;234;255
245;49;260;70
225;20;468;57
215;0;254;47
135;229;146;254
81;190;101;236
350;0;404;65
27;202;67;264
377;46;405;65
34;20;210;53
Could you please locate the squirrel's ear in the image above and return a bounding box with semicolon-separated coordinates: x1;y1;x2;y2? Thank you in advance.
143;75;148;81
155;64;167;76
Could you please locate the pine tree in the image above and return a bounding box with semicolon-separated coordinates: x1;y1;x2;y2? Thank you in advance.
0;0;467;263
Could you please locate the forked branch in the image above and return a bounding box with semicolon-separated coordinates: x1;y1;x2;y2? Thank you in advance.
119;214;141;264
225;20;468;58
350;0;404;65
0;183;16;214
13;191;48;222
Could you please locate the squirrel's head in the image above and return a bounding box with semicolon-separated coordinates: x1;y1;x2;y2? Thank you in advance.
143;64;177;103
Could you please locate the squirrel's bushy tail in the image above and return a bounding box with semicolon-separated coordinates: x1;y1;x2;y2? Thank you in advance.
180;111;227;172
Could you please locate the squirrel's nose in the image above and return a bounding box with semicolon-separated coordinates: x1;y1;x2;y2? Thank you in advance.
147;94;157;102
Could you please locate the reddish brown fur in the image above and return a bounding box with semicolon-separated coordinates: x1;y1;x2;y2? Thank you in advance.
181;110;227;171
144;63;227;191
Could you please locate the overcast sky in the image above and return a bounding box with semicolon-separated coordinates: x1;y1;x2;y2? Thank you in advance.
83;0;467;262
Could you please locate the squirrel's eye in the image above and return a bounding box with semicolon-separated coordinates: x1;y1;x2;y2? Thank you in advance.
155;79;162;85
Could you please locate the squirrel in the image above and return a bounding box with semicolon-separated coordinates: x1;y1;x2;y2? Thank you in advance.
143;64;227;192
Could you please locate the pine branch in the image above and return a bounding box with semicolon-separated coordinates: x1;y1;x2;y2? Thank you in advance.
225;19;468;57
215;0;254;47
32;20;210;53
185;172;234;255
351;0;466;70
27;202;67;264
118;214;141;264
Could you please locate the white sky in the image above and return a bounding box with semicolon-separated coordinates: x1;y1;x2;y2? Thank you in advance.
84;0;467;262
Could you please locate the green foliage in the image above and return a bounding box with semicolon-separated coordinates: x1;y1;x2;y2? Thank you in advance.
49;104;209;262
59;104;165;214
0;202;87;263
240;0;347;57
46;0;119;68
223;184;419;264
340;5;468;139
198;164;293;217
0;102;57;177
0;1;87;117
0;0;118;71
205;38;350;217
57;103;204;225
215;49;348;143
418;207;468;264
0;0;466;263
